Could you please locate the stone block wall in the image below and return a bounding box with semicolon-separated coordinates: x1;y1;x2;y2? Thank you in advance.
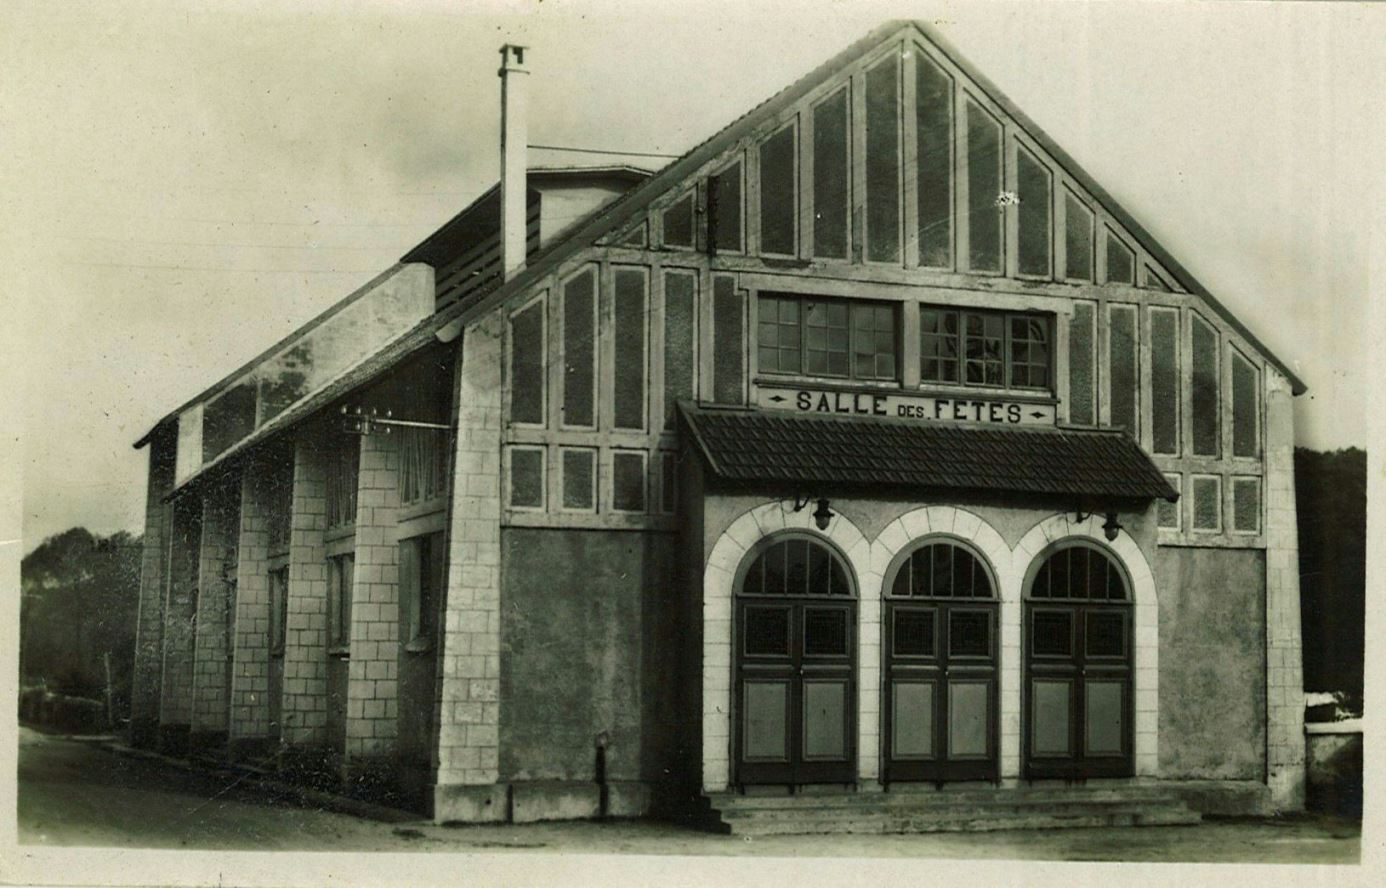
282;434;330;748
229;454;276;748
131;432;176;747
345;430;402;760
1264;367;1305;810
436;309;504;800
190;480;239;742
159;496;203;743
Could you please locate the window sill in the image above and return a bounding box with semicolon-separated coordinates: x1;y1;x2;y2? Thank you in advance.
754;375;902;392
404;637;434;654
329;648;350;659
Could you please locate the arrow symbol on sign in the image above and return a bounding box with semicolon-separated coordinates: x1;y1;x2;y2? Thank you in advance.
1030;410;1045;419
769;395;787;403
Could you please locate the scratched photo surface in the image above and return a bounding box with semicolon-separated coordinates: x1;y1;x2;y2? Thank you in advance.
4;1;1376;885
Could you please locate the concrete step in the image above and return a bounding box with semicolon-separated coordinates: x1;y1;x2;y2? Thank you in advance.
705;786;1203;836
728;806;1202;837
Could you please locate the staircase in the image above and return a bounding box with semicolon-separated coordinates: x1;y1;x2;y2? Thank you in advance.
705;784;1202;836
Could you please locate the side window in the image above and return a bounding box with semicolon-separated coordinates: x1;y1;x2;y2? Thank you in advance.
401;532;444;646
327;553;355;652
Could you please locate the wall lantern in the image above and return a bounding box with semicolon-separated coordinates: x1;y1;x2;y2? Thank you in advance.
793;493;836;531
1102;512;1123;542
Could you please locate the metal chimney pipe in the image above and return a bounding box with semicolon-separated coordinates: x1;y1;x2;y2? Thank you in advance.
499;44;529;282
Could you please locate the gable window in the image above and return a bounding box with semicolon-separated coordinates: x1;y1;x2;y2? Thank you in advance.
661;193;694;249
1104;229;1134;285
1064;193;1093;281
1230;348;1260;458
965;100;1003;273
757;294;897;382
758;122;797;256
915;52;953;268
920;307;1050;390
1016;143;1052;278
710;160;743;253
812;87;850;260
865;53;902;263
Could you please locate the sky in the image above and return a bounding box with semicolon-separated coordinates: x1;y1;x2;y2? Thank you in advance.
3;0;1381;552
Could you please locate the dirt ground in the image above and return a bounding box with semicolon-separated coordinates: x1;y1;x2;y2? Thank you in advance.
16;727;1361;863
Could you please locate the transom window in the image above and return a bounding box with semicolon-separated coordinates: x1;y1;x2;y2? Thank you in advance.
740;536;852;597
757;294;898;381
920;307;1050;389
1030;544;1127;601
889;541;994;598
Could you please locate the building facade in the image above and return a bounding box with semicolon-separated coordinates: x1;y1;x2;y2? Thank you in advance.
130;21;1307;824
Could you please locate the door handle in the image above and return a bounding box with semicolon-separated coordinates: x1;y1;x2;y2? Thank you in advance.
798;666;804;677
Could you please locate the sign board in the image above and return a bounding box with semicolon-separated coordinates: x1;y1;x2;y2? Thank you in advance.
755;383;1057;427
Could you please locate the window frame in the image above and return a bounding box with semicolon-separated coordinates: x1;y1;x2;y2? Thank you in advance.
757;119;799;258
1229;343;1261;460
1189;473;1223;534
327;551;355;654
659;191;696;250
1231;475;1262;535
756;293;900;383
1157;473;1183;532
918;304;1053;392
506;291;548;429
505;444;547;512
558;446;598;514
884;536;998;600
709;156;745;255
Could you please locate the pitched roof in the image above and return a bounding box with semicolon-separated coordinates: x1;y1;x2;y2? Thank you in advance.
679;404;1178;503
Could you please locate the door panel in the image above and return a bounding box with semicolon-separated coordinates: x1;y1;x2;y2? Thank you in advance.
947;681;990;758
802;680;848;759
891;681;935;758
1030;679;1073;757
744;681;791;761
1084;680;1125;756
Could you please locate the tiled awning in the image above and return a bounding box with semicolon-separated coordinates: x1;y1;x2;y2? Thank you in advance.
679;404;1178;502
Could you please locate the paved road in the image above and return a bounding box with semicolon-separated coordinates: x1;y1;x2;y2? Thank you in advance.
16;727;1360;862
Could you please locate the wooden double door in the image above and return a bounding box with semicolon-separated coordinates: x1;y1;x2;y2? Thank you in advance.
735;596;857;785
1023;544;1135;779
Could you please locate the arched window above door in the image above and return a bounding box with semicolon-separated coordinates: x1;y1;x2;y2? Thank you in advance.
888;540;995;598
1030;543;1128;601
739;535;852;597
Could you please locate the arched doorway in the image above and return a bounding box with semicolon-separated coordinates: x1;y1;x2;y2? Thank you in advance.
734;533;857;786
1024;542;1134;779
882;539;999;784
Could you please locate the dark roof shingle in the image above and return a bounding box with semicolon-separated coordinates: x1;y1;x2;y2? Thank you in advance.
680;405;1177;502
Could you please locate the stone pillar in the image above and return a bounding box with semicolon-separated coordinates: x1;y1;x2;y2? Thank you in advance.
189;478;239;753
434;308;506;823
1264;367;1305;810
229;453;276;759
345;430;402;778
158;493;202;756
281;434;330;758
131;430;176;748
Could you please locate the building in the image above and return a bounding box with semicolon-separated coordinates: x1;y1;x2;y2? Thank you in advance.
129;20;1307;828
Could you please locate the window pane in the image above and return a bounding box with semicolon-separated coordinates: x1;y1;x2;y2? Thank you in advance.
1150;308;1180;454
613;269;646;430
1144;265;1171;292
1232;351;1259;458
806;300;850;378
712;161;742;252
919;308;960;383
916;54;952;268
1191;315;1220;456
865;54;901;263
963;311;1003;385
804;609;848;656
1233;477;1261;533
1192;476;1221;531
663;271;696;428
759;123;797;256
911;548;932;597
712;276;744;404
510;299;540;423
1031;611;1071;657
1068;301;1095;424
1105;230;1134;284
1017;145;1051;277
326;436;359;529
932;544;954;597
763;542;786;595
1109;305;1138;435
660;451;677;514
662;193;694;248
966;101;1002;272
1064;194;1093;281
893;609;935;656
562;268;596;427
561;448;595;510
202;381;257;463
851;303;897;380
949;610;990;657
813;88;849;259
612;451;646;512
1008;314;1049;389
745;606;791;656
509;447;544;509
